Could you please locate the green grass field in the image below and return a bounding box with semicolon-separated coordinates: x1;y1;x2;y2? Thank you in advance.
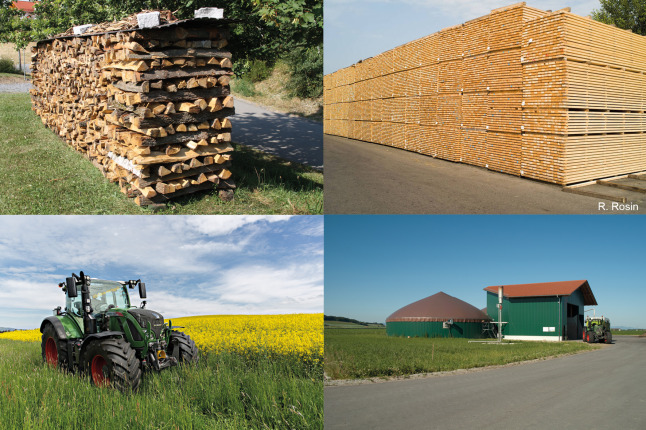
0;93;323;214
325;328;598;380
611;329;646;336
0;339;322;429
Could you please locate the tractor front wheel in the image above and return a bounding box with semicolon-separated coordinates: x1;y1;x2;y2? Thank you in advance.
41;324;67;369
168;331;199;364
588;332;595;343
82;337;142;392
605;332;612;344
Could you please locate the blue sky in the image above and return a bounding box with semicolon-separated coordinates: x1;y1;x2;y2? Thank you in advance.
0;216;323;329
325;216;646;328
324;0;602;74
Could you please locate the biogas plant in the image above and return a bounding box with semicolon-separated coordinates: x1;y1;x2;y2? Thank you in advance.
386;280;611;343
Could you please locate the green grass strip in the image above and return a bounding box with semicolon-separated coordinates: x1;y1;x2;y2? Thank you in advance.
325;328;599;380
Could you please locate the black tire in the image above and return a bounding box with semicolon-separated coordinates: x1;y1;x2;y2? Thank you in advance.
167;331;199;364
41;323;68;369
605;332;612;344
82;337;142;392
588;332;595;343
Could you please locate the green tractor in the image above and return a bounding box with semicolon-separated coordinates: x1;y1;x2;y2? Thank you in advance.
40;271;199;391
583;316;612;344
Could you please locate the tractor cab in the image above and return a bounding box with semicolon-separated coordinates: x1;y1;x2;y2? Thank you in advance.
66;279;131;318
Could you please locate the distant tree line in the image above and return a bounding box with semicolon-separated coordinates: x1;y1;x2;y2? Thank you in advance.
324;315;385;327
0;0;322;98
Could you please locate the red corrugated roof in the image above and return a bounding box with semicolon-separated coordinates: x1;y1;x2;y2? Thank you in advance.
386;291;491;322
484;280;597;305
13;1;37;13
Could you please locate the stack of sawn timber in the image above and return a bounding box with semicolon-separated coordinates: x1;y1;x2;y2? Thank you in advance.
30;13;235;206
323;2;646;185
521;9;646;184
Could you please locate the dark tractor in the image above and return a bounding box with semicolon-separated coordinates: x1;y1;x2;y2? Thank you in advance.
41;272;198;392
583;316;612;344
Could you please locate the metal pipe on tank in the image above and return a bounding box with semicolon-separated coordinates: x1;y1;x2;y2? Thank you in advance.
498;286;503;342
558;295;561;341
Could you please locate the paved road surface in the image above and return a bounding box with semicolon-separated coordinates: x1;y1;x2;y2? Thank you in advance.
0;82;32;93
324;134;646;214
233;99;323;169
325;336;646;429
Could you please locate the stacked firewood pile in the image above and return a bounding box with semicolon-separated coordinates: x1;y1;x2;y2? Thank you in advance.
30;11;235;206
324;2;646;185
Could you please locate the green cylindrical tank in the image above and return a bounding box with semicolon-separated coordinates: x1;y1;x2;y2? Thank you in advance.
386;292;491;339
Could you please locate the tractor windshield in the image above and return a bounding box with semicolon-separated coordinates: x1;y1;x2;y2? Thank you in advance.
89;279;130;312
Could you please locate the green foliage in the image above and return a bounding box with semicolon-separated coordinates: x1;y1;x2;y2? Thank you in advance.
232;76;259;97
0;57;17;73
0;339;323;429
325;328;598;379
591;0;646;35
247;59;272;82
285;44;322;98
611;329;646;335
0;0;323;101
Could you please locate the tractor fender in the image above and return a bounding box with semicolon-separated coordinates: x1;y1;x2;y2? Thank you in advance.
40;316;67;340
80;331;125;357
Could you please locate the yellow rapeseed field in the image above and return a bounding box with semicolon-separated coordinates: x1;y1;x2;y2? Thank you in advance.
0;328;41;342
0;314;323;362
171;314;323;362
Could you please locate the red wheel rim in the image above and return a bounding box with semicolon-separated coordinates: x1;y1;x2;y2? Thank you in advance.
91;355;109;387
45;338;58;365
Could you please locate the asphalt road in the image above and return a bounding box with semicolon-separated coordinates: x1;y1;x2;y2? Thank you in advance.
325;336;646;429
0;82;32;93
233;99;323;169
324;134;646;214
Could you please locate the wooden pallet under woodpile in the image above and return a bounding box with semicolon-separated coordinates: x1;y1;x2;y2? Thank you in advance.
323;2;646;186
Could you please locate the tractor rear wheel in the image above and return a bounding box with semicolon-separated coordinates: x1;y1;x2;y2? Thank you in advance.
168;331;199;364
82;337;142;392
41;324;67;369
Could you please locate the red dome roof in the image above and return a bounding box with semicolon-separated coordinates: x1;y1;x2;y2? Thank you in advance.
386;292;491;322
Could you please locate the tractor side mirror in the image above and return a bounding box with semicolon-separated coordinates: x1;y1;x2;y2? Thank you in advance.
139;282;147;299
66;277;78;298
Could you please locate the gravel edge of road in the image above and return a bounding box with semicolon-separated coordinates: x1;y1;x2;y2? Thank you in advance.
324;344;608;387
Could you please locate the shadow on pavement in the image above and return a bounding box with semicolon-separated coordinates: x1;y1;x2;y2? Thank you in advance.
232;106;323;169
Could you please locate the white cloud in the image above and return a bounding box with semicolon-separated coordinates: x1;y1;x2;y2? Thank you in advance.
0;216;290;278
184;215;292;236
0;279;68;328
0;216;323;328
208;262;324;309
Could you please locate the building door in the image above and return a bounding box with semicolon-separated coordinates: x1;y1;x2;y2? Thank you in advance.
566;303;579;340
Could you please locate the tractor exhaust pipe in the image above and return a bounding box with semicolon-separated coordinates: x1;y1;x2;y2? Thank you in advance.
78;271;97;335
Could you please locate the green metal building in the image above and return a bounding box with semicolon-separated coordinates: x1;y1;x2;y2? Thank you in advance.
386;292;491;338
484;280;597;341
